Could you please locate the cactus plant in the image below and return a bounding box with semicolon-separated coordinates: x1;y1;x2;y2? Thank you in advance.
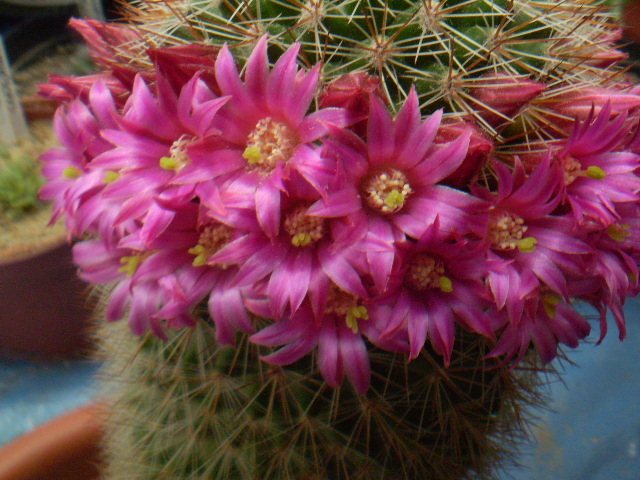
0;144;43;220
38;0;640;479
97;309;552;480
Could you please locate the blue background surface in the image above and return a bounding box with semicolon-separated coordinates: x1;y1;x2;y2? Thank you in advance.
0;301;639;479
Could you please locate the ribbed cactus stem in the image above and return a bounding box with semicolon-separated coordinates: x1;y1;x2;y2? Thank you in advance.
97;309;550;480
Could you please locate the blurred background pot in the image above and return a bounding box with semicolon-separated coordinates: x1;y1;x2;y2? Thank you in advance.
0;403;102;480
0;238;95;361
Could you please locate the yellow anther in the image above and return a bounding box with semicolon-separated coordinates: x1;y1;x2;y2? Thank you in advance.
345;305;369;333
62;166;83;178
542;293;561;318
160;156;179;170
607;224;631;242
243;146;263;165
384;189;406;210
585;166;606;180
188;245;208;267
118;255;144;277
517;236;538;253
103;171;120;183
438;276;453;293
291;232;312;247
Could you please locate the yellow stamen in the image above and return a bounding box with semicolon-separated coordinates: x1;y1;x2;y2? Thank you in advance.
585;166;606;180
160;156;179;170
188;245;208;267
62;166;83;178
384;189;406;210
242;146;263;165
284;205;325;248
189;224;234;267
118;255;144;277
291;233;312;247
103;171;120;183
363;169;412;214
607;224;631;242
244;117;297;174
542;293;561;318
345;305;369;333
438;276;453;293
517;236;538;253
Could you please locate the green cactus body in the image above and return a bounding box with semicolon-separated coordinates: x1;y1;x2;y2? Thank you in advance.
98;312;550;480
124;0;625;155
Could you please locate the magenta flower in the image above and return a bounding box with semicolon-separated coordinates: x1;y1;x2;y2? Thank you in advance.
373;221;494;365
488;294;591;364
473;157;591;323
39;81;119;236
553;104;640;226
91;71;229;244
313;88;485;292
250;289;372;395
174;36;353;238
206;173;367;323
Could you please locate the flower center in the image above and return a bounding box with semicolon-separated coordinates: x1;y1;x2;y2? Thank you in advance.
362;169;413;214
407;253;453;292
489;211;537;253
188;223;234;267
118;252;151;277
160;134;194;172
563;156;606;185
325;286;369;333
283;205;325;247
243;117;298;174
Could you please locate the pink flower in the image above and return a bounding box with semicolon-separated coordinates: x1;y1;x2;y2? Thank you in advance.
373;221;494;365
39;81;119;236
474;157;591;323
314;88;485;291
553;104;640;226
250;291;372;394
488;295;591;364
175;36;354;238
91;71;228;244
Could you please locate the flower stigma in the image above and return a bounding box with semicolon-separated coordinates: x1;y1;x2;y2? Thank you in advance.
243;117;298;174
103;171;120;183
160;134;194;171
62;166;83;178
542;293;561;318
407;253;453;293
118;253;150;277
363;169;413;214
607;223;631;242
188;223;234;267
563;156;606;185
284;205;325;247
489;211;537;253
326;285;369;333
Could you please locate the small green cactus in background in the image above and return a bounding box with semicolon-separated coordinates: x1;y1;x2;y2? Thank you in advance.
0;145;43;220
98;312;552;480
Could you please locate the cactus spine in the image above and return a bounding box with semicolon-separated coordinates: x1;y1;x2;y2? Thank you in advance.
122;0;625;141
98;311;550;480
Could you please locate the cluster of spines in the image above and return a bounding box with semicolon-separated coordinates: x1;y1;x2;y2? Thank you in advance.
118;0;628;162
97;308;552;480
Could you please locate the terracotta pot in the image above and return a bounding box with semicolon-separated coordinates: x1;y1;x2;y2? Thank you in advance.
0;240;95;361
0;403;103;480
623;0;640;42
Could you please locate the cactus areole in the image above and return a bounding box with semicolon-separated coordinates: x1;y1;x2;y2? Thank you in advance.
40;1;640;478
